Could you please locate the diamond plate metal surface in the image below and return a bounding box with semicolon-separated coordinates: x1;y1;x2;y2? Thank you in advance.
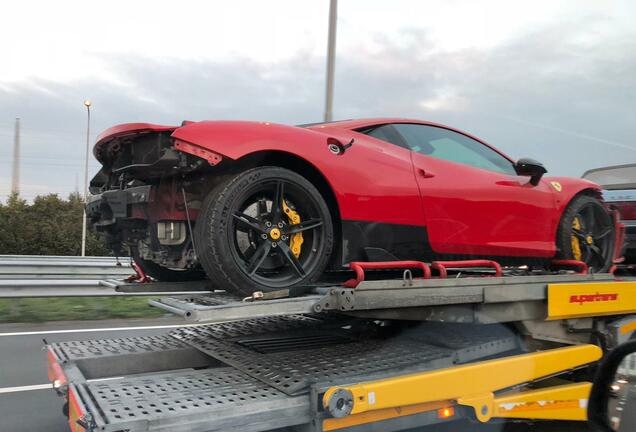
54;335;187;361
402;322;520;363
171;316;456;395
82;368;294;427
404;322;516;349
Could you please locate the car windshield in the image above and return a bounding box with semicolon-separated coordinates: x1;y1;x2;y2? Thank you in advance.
1;2;635;432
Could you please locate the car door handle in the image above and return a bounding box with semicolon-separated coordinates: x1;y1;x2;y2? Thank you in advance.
417;168;435;178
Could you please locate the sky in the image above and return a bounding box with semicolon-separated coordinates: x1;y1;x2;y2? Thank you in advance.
1;0;635;201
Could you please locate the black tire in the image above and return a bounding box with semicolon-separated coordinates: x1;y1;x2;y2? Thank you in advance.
194;166;334;296
130;247;206;282
556;194;615;272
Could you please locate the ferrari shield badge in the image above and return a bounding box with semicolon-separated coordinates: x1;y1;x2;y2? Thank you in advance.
550;181;562;192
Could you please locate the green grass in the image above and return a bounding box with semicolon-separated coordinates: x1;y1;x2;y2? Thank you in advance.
0;296;167;323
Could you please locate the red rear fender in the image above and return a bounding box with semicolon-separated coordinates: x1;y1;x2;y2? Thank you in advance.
170;120;337;160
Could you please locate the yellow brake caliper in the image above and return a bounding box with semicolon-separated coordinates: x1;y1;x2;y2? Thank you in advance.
571;216;582;261
283;200;303;258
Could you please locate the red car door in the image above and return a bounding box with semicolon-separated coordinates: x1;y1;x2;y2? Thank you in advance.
391;123;558;258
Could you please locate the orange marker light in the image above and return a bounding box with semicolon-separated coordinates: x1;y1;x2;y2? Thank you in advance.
437;406;455;419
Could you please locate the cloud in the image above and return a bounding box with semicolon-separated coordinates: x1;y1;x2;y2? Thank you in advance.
1;16;635;200
418;90;469;112
333;18;636;172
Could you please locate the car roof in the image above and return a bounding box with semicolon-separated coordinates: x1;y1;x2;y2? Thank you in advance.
304;118;515;161
302;118;451;131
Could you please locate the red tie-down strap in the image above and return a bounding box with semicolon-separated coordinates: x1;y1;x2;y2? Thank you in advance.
430;260;503;278
343;261;432;288
126;260;152;283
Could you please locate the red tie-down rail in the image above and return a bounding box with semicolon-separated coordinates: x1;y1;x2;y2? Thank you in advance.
342;259;505;288
341;258;589;288
430;259;503;278
343;261;432;288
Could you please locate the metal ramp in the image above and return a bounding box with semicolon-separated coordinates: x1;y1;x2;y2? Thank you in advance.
70;368;307;432
148;292;319;320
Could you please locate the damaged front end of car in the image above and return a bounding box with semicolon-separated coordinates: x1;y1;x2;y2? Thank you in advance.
86;123;223;271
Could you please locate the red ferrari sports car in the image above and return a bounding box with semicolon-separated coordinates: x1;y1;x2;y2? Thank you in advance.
87;118;622;294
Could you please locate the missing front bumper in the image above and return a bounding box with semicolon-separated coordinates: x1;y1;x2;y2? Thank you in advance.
86;185;152;226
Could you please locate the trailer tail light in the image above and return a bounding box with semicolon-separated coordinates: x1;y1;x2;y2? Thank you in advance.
437;406;455;419
46;347;67;389
611;210;626;265
68;387;86;432
612;202;636;220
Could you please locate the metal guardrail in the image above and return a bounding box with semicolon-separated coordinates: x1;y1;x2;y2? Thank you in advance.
0;279;213;298
0;255;213;297
0;255;124;261
0;255;135;280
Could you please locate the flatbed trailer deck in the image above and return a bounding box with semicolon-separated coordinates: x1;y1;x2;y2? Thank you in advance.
147;273;623;323
46;263;636;432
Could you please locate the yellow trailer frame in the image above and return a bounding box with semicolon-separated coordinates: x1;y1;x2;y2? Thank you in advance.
321;279;636;430
323;345;600;429
548;280;636;319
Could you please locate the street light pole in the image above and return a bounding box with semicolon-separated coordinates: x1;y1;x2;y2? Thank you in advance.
81;100;92;257
11;118;20;195
324;0;338;122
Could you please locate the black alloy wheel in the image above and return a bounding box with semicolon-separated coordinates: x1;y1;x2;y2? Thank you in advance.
195;167;334;295
557;195;615;273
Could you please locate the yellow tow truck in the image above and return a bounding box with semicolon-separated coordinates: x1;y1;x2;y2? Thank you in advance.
46;260;636;432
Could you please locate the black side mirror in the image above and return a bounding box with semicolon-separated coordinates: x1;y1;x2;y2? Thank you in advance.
515;158;547;186
588;339;636;432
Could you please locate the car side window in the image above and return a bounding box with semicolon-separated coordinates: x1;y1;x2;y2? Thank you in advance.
359;125;407;148
392;123;516;175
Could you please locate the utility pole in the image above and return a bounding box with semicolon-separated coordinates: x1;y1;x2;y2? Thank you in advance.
81;100;92;257
11;118;20;194
324;0;338;122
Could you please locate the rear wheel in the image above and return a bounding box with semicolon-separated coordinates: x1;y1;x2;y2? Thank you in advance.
194;166;334;296
130;247;205;282
556;195;614;272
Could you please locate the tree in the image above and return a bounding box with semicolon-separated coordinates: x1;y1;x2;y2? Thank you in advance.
0;192;114;256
